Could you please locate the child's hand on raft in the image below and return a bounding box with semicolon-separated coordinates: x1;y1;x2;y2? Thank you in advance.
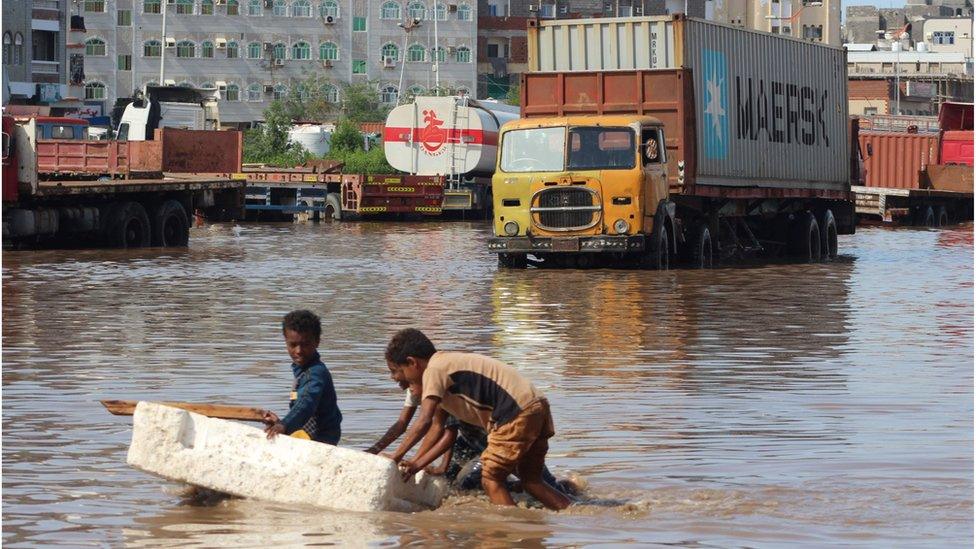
265;421;285;439
398;460;421;481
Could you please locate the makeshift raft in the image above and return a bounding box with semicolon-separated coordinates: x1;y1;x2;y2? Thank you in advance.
126;401;448;512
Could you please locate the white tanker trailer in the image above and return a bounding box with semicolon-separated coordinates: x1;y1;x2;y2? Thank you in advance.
384;96;519;213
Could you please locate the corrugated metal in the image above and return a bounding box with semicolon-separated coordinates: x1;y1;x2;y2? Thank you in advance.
859;132;940;189
528;16;850;191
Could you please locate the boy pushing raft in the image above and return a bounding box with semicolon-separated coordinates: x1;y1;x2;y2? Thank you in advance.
383;328;571;510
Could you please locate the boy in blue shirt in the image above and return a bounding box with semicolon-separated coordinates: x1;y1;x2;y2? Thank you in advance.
263;310;342;445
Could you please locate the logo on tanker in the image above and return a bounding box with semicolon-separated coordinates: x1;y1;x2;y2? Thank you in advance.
702;49;729;160
420;109;448;157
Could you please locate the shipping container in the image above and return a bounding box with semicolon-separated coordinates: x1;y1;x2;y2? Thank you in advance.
525;15;850;193
858;132;940;189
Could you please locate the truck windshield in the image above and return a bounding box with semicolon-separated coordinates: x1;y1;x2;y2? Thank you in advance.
567;127;635;170
499;127;565;172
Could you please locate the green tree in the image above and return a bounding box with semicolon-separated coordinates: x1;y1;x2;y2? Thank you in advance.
340;81;390;123
505;83;520;107
330;118;363;153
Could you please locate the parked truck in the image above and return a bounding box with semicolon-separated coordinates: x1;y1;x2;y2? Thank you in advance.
385;95;519;215
489;15;857;268
853;102;974;226
2;114;244;248
114;85;221;141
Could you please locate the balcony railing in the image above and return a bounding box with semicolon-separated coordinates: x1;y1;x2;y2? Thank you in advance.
32;60;60;74
33;0;60;9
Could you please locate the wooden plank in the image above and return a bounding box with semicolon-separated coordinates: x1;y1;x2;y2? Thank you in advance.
100;399;267;422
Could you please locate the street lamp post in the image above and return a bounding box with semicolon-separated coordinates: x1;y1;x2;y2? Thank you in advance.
396;18;421;105
159;0;167;83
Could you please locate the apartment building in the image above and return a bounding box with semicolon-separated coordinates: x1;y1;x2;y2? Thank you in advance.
80;0;478;125
2;0;71;106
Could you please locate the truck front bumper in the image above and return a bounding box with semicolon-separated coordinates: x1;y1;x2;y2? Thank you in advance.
487;235;646;254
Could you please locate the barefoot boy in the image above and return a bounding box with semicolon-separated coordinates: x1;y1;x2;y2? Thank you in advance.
263;310;342;445
384;328;570;510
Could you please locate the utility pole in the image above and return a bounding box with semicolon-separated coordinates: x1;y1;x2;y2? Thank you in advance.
396;19;421;105
433;2;439;93
159;0;167;83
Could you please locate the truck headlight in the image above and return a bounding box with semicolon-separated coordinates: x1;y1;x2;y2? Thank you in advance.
613;219;630;234
504;221;519;236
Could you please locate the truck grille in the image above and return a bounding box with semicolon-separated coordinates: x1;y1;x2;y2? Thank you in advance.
530;187;601;232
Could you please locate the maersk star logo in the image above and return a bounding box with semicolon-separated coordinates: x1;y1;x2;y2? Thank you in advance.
702;49;729;159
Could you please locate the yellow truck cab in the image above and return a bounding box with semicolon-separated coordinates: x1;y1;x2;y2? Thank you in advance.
489;115;675;268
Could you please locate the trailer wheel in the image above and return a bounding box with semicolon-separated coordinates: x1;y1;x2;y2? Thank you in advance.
790;211;821;262
151;200;189;247
819;209;838;260
497;253;527;269
105;201;151;248
324;193;342;221
935;205;949;228
690;225;714;268
914;205;935;227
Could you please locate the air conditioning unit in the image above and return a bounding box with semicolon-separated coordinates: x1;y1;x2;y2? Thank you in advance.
448;3;457;11
263;42;272;49
323;59;333;68
216;38;227;48
264;84;274;93
324;15;335;24
215;0;226;4
383;56;396;68
166;0;176;4
447;46;456;54
165;37;176;47
273;58;285;67
263;0;273;8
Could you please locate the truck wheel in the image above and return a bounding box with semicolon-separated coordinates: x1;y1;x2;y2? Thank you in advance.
105;201;151;248
151;200;189;247
497;253;527;269
324;193;342;221
914;205;935;227
935;206;949;227
641;224;671;270
790;211;821;262
690;225;714;268
819;209;838;259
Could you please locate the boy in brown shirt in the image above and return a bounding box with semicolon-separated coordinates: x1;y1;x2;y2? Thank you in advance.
384;328;571;510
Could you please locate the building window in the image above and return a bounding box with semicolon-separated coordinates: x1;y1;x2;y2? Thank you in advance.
85;38;107;56
118;53;132;70
175;0;194;14
227;0;240;14
323;84;338;102
407;44;425;62
144;39;162;57
353;16;366;31
117;9;132;25
380;85;398;104
433;2;447;20
431;46;445;63
319;41;338;60
292;0;311;16
352;59;366;73
382;43;399;61
144;0;161;13
2;33;10;65
248;0;262;15
247;83;261;100
176;40;196;58
14;33;22;65
457;3;471;20
380;1;400;19
202;41;215;58
864;107;878;116
933;31;955;45
539;3;555;17
201;0;214;14
272;0;287;15
85;0;105;12
319;0;338;17
408;85;424;98
85;82;106;99
248;42;262;58
272;42;286;60
273;84;287;100
226;84;240;101
292;41;310;59
407;1;426;20
227;41;239;58
487;3;497;15
455;46;470;63
486;40;508;59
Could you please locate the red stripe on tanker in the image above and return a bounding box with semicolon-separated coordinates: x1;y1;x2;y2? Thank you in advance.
383;96;519;176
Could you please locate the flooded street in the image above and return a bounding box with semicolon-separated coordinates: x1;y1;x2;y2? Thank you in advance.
2;221;973;546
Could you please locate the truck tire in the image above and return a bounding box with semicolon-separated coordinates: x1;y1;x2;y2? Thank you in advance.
914;205;935;227
105;201;151;248
151;199;189;247
935;205;949;227
790;211;821;262
324;193;342;221
640;224;670;270
819;209;838;259
690;224;714;268
497;253;527;269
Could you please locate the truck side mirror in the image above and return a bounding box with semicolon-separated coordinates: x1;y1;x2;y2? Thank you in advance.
865;142;873;157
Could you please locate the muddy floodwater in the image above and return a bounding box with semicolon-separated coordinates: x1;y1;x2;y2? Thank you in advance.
2;221;973;547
